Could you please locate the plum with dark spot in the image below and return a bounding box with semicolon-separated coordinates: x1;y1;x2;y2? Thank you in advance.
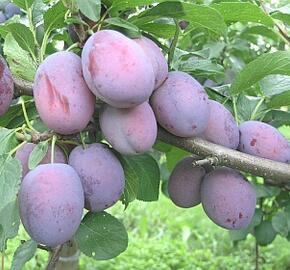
33;51;95;135
238;121;290;162
203;100;239;149
168;157;205;208
99;102;157;155
15;142;67;178
0;56;13;116
5;3;21;19
81;30;155;108
68;143;125;212
201;167;256;230
134;36;168;89
151;71;210;137
19;164;84;247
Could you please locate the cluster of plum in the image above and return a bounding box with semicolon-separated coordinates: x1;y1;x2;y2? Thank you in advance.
0;28;289;246
0;1;21;23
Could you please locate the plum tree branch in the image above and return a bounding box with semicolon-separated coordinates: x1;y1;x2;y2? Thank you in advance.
46;245;63;270
158;128;290;185
12;77;290;186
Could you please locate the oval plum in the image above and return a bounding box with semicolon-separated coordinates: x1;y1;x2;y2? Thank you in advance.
150;71;210;137
239;120;290;162
134;36;168;89
203;100;239;149
33;51;95;135
0;56;13;116
15;142;67;178
168;157;205;208
201;167;256;230
81;30;155;108
19;164;84;247
99;102;157;155
68;143;125;212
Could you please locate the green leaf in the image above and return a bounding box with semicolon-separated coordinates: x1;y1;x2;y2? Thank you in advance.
0;199;20;251
240;25;280;42
0;155;22;212
62;0;78;13
117;155;139;207
105;17;140;33
11;240;37;270
166;146;190;171
139;22;176;39
268;91;290;108
254;184;280;198
28;141;49;170
230;51;290;95
121;154;160;202
0;128;18;155
76;0;101;22
44;1;66;32
130;2;227;37
263;110;290;127
3;33;37;82
4;23;36;59
12;0;34;10
211;2;274;26
110;0;167;15
271;5;290;25
75;212;128;260
272;210;289;237
254;220;276;246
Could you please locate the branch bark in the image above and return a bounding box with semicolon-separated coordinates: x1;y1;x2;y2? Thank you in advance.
11;77;290;186
158;128;290;184
46;245;63;270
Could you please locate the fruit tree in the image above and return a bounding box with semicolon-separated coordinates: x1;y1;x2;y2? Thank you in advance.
0;0;290;269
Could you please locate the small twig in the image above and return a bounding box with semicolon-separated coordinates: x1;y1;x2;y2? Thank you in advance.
192;157;219;167
46;245;63;270
1;253;4;270
259;1;290;46
13;76;34;97
20;240;53;252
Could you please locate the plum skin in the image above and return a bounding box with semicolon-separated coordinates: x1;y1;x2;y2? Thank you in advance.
99;102;157;155
201;167;256;230
33;51;95;135
81;30;155;108
0;56;13;116
168;157;205;208
134;36;168;89
239;120;290;163
150;71;210;137
15;142;67;178
19;164;84;247
68;143;125;212
203;100;239;149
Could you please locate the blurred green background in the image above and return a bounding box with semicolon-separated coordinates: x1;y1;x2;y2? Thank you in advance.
5;194;290;270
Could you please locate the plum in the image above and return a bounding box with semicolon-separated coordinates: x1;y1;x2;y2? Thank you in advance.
15;142;67;178
5;3;21;19
0;56;13;116
99;102;157;155
201;167;256;230
81;30;155;108
168;157;205;208
134;36;168;89
239;120;290;163
19;164;84;247
203;100;239;149
33;51;95;135
68;143;125;212
0;11;6;23
151;71;210;137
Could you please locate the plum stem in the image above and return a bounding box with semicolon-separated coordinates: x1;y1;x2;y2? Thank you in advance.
20;97;37;132
9;141;27;156
1;252;4;270
46;245;63;270
51;135;57;163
